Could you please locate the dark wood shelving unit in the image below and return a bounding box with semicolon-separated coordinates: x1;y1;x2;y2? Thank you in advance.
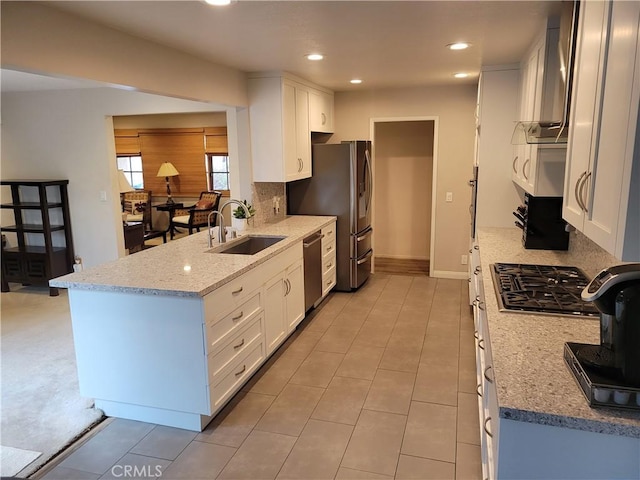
1;180;75;296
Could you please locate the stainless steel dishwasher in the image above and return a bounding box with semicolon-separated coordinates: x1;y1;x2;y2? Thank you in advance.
303;231;323;311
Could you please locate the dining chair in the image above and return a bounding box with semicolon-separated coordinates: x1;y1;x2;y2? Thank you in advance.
172;191;222;235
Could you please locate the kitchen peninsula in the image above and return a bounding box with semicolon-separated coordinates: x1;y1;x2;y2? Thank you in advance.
472;227;640;479
50;215;336;431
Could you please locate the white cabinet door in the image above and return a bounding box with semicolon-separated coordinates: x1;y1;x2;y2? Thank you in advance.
309;90;334;133
249;76;313;183
264;272;286;355
285;259;305;332
564;0;640;260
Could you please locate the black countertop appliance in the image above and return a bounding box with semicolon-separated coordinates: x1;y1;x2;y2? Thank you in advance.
513;193;569;250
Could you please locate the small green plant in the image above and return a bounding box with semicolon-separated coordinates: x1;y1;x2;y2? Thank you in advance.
232;200;256;219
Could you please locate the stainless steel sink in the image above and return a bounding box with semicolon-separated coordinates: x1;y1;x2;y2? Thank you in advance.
208;235;286;255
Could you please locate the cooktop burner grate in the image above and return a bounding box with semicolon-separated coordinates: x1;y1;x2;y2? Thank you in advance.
491;263;599;317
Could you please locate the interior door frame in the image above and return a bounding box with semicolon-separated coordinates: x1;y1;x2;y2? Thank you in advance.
369;116;439;277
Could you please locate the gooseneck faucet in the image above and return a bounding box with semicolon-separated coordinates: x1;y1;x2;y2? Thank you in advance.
207;199;252;246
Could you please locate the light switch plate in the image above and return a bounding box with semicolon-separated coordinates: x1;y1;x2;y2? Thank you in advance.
446;192;453;202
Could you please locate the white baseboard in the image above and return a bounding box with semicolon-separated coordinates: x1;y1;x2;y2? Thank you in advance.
374;254;430;261
431;270;468;280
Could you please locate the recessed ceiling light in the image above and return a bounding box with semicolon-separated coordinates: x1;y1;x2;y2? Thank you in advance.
454;72;469;78
205;0;231;5
448;42;471;50
350;79;362;84
306;54;324;61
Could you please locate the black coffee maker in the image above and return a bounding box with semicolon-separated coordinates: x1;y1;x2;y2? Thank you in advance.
580;263;640;386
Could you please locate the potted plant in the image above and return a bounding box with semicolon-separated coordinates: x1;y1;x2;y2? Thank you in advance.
231;200;255;231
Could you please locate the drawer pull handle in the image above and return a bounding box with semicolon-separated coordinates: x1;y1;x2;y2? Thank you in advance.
477;384;483;397
484;417;493;437
232;286;243;295
327;262;332;268
326;280;332;286
235;364;246;377
326;245;333;251
474;266;481;275
233;338;245;350
478;338;485;350
474;245;479;250
474;331;479;339
232;311;244;321
478;301;485;311
484;365;494;383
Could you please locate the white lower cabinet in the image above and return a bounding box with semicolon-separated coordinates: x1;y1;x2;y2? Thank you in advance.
321;222;337;298
284;259;305;332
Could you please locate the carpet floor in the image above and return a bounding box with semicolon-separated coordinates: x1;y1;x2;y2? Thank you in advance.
1;285;104;477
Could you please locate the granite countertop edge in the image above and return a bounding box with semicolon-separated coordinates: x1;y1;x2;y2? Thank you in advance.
50;216;336;298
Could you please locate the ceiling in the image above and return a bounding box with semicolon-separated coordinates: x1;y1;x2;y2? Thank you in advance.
2;0;563;93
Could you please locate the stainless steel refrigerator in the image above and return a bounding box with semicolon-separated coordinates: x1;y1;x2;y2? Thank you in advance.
287;140;373;291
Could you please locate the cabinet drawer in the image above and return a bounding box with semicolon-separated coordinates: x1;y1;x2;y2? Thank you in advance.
322;239;336;259
207;315;263;384
209;340;265;412
321;223;336;241
205;291;262;353
322;265;336;296
323;255;336;276
204;266;264;321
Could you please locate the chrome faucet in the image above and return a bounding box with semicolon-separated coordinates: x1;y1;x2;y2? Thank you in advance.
208;199;251;246
207;210;223;248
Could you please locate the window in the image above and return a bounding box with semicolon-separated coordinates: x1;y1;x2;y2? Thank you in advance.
206;154;230;194
117;155;144;189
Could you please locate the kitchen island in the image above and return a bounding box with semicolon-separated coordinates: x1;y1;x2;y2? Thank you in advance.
474;227;640;479
51;215;336;431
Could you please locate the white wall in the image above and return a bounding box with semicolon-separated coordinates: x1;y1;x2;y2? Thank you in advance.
374;121;433;260
1;2;247;107
333;85;477;276
1;88;227;268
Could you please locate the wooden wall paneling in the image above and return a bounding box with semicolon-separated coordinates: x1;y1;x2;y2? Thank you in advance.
139;133;207;197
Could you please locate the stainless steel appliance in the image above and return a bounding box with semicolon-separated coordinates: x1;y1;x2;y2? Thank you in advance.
564;263;640;409
491;263;599;317
287;140;373;291
513;193;569;250
303;231;323;311
468;165;478;240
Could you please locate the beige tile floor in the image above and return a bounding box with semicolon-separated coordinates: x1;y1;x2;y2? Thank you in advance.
36;274;482;480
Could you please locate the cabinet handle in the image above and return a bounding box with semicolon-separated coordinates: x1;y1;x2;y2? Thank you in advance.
478;338;485;350
284;278;290;296
233;338;245;350
484;417;493;438
321;113;326;125
574;171;587;212
477;383;483;397
478;301;485;311
326;279;332;286
512;156;519;174
580;171;592;213
326;245;333;252
232;311;244;321
484;365;494;383
297;158;303;172
327;230;333;235
326;262;332;268
474;331;479;339
522;158;530;180
474;266;481;275
474;245;479;250
235;364;246;377
469;248;473;254
232;286;243;295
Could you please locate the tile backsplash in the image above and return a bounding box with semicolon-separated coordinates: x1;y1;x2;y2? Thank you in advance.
251;182;286;226
567;230;619;277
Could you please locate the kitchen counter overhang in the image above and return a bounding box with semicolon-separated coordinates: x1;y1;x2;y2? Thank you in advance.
50;215;336;298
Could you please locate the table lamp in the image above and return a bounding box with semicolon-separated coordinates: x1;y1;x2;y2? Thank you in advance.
157;162;179;205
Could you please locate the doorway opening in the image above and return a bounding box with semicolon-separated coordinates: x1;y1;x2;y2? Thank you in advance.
370;118;437;276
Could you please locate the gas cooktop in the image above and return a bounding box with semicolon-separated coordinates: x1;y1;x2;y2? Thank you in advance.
491;263;599;317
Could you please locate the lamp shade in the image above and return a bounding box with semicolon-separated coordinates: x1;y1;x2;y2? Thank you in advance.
157;162;179;177
118;170;134;193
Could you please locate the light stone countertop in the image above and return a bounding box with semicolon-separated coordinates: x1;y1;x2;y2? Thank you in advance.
477;227;640;438
50;215;336;298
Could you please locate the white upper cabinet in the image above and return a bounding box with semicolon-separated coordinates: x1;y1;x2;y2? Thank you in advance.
249;73;334;182
512;23;567;197
309;89;334;133
564;0;640;261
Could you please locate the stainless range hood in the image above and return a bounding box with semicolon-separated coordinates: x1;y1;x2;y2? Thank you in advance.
512;1;578;145
512;121;568;145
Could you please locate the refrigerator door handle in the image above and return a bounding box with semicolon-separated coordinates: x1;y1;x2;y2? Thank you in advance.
364;148;373;216
356;249;373;265
356;227;373;242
